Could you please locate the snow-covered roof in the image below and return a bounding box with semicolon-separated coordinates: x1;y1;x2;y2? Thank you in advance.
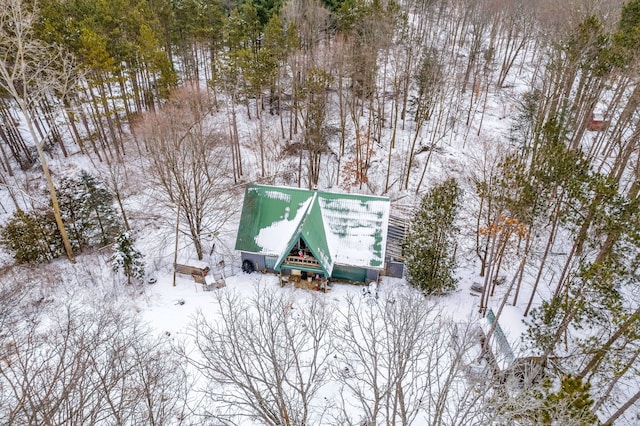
235;184;390;274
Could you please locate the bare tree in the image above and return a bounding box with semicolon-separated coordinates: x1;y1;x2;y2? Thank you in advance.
136;86;236;260
0;0;79;261
0;300;189;425
331;289;491;425
101;160;132;231
181;285;335;425
299;68;332;188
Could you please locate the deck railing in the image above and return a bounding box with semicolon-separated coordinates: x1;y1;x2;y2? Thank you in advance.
284;255;320;267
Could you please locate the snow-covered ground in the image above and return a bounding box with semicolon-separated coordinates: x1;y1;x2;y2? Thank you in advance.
1;0;638;422
140;268;493;424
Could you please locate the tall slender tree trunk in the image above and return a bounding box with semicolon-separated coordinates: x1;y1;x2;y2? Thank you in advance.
524;192;564;316
592;350;639;414
26;114;75;262
578;306;640;379
604;389;640;426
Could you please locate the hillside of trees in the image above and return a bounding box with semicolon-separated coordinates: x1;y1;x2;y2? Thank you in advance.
0;0;639;424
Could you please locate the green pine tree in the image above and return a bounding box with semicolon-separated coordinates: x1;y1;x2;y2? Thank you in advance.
404;178;462;295
497;375;601;425
541;376;600;425
112;231;145;285
77;171;122;246
0;209;63;264
57;171;122;250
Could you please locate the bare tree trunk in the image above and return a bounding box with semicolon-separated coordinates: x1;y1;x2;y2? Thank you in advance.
591;350;639;414
524;192;564;316
578;306;640;380
604;389;640;426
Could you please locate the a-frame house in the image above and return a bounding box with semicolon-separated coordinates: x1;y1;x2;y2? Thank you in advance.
235;184;390;283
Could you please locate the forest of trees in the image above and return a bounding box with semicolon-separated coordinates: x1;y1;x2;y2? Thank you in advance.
0;0;639;424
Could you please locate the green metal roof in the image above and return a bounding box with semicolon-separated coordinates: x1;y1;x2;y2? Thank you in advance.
235;184;390;273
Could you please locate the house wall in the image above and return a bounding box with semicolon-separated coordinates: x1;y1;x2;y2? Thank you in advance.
332;265;367;282
241;253;382;284
366;269;380;282
241;252;266;273
331;265;382;283
385;260;404;278
264;255;278;271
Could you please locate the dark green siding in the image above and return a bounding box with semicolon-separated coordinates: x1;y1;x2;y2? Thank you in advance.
332;265;367;282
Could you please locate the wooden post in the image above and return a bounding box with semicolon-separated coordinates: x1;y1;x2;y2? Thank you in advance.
173;203;180;287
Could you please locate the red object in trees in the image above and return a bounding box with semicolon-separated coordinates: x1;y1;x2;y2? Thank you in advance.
587;112;605;131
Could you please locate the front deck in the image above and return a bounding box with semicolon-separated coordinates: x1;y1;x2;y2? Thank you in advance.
283;255;320;268
279;272;329;292
280;253;328;292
